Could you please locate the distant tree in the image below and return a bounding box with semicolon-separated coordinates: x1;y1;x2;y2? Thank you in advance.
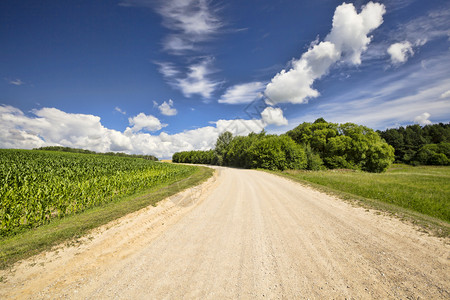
34;146;158;160
378;122;450;165
414;143;450;165
214;131;233;165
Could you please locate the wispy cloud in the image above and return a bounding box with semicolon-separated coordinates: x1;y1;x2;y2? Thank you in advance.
155;62;180;77
120;0;222;99
120;0;221;54
440;90;450;99
391;4;450;45
160;57;219;99
218;82;265;104
7;78;25;86
156;0;222;53
115;106;127;115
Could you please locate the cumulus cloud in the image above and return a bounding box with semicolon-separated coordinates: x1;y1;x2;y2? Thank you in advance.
0;105;268;158
0;105;131;152
260;107;288;126
128;113;167;132
218;82;264;104
157;99;178;116
326;2;386;65
387;41;414;64
414;112;432;125
440;90;450;99
265;2;385;105
265;42;340;104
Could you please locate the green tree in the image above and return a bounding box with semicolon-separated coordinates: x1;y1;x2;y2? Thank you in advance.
215;131;233;165
288;118;394;172
248;135;306;171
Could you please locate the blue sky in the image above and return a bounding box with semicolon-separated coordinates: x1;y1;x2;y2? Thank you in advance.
1;0;449;158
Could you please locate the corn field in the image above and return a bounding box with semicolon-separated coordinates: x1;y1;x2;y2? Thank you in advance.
0;149;196;236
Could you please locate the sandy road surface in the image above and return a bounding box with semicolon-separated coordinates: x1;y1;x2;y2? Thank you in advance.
1;167;449;299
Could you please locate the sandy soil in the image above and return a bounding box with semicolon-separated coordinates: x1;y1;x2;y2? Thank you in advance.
1;166;449;299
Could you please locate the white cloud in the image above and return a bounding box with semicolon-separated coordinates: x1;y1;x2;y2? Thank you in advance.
440;90;450;99
286;54;450;130
157;58;219;99
387;41;414;64
218;82;264;104
155;62;180;77
8;79;25;86
121;0;221;53
414;112;432;125
115;106;126;115
121;1;222;99
265;2;385;105
393;6;450;46
158;99;178;116
175;59;219;98
156;0;221;52
128;113;167;132
325;2;386;65
0;105;128;152
265;41;340;104
260;107;288;126
0;105;268;158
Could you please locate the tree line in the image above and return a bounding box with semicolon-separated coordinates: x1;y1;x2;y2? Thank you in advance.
377;123;450;165
173;118;396;173
34;146;158;161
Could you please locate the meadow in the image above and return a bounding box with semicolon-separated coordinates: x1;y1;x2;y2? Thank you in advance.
281;164;450;223
0;149;198;236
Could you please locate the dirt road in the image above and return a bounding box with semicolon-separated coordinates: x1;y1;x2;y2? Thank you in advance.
1;167;449;299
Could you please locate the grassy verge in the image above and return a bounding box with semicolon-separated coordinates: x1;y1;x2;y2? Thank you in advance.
269;164;450;238
0;166;214;269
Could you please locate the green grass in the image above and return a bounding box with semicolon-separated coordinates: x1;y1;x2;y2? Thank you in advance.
0;160;213;269
273;164;450;236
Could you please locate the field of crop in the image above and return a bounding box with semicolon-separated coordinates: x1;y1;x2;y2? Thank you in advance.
0;149;197;236
282;164;450;223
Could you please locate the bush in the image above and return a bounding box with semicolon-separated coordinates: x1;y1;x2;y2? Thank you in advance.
287;119;395;172
247;135;306;171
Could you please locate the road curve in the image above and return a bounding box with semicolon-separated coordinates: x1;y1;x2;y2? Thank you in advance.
1;166;449;299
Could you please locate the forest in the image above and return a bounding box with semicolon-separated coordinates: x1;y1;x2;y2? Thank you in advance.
377;123;450;165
